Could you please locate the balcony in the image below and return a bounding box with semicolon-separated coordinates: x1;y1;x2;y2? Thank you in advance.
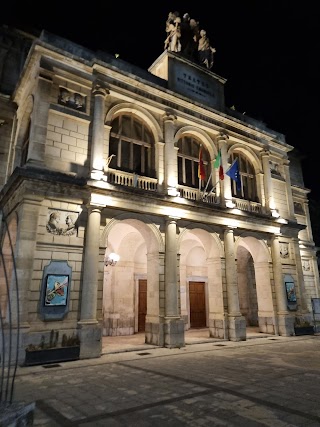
233;198;262;214
108;169;158;191
106;171;263;214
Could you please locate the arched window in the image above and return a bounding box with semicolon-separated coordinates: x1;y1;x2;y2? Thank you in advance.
109;114;155;177
229;152;258;202
177;136;209;188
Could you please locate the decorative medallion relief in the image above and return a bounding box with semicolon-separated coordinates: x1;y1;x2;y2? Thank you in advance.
58;87;86;112
279;242;289;258
46;210;78;236
269;160;281;177
302;260;311;271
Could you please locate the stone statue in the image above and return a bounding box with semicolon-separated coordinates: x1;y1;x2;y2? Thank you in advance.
164;11;182;53
198;29;216;69
179;13;199;61
164;11;216;70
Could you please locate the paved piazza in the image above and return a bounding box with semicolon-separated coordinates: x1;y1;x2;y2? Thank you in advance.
10;335;320;426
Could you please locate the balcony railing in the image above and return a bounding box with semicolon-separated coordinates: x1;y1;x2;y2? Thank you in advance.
107;171;263;214
108;169;158;191
233;198;262;214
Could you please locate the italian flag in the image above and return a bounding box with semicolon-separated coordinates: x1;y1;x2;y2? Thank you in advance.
214;149;224;180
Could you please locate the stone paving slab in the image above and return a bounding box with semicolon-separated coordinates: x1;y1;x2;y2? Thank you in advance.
8;335;320;426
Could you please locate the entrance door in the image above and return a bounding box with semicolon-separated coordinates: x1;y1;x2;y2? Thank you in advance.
189;281;206;328
138;280;147;332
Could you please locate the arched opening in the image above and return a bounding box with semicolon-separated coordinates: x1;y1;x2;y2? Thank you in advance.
109;114;156;178
236;236;276;337
101;217;162;351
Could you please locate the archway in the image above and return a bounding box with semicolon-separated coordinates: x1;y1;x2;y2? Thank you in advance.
179;226;225;338
101;216;163;346
236;236;275;336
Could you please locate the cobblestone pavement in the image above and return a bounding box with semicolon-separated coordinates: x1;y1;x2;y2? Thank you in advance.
10;335;320;426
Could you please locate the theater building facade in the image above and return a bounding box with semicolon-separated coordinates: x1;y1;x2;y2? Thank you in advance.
0;25;319;364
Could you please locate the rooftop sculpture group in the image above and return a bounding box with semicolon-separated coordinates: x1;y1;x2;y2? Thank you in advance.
164;12;216;70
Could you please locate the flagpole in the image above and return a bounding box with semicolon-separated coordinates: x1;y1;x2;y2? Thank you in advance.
202;161;236;201
202;170;212;194
202;179;220;201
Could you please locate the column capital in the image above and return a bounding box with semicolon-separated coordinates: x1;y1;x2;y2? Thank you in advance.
224;226;236;235
86;203;103;212
217;131;229;143
260;148;270;158
166;216;180;224
92;83;109;97
163;110;177;123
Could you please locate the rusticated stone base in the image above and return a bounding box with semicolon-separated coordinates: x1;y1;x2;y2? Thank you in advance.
164;317;185;348
78;322;102;359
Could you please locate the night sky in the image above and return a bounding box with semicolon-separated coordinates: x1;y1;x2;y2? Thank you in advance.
4;1;319;200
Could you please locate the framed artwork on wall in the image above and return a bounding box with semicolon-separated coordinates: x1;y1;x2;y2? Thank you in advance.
285;281;297;302
40;261;72;320
45;274;69;306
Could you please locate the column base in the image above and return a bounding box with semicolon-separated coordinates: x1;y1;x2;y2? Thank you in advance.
78;321;102;359
277;314;295;336
208;314;228;339
228;315;246;341
258;315;276;334
145;321;164;346
164;317;185;348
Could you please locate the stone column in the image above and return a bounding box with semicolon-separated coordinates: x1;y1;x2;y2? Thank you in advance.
270;236;292;335
292;237;308;312
260;149;274;213
90;84;109;179
163;113;179;195
157;141;165;193
283;161;295;221
224;227;246;340
164;217;184;348
217;132;229;205
78;205;102;358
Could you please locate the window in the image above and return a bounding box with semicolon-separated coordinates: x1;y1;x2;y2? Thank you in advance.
177;136;209;188
229;152;258;202
109;115;155;177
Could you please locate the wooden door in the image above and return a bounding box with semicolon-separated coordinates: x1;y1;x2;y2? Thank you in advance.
189;281;206;328
138;280;147;332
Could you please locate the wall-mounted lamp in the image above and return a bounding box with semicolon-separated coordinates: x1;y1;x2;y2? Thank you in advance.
167;187;180;197
226;200;236;208
271;209;280;218
105;252;120;266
